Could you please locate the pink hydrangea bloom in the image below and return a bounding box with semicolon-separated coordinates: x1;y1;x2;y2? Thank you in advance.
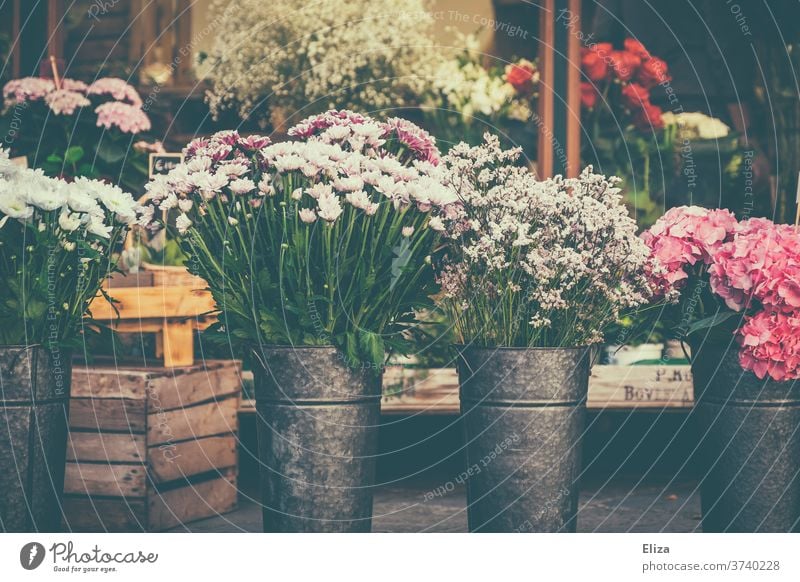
44;89;90;115
95;102;151;134
3;77;55;106
709;218;800;312
737;309;800;381
381;117;440;165
640;205;738;300
86;77;143;107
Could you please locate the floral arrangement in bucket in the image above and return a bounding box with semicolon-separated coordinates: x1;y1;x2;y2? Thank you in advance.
643;206;800;381
0;148;141;347
1;76;159;192
143;110;457;370
421;32;537;151
204;0;439;129
434;135;652;348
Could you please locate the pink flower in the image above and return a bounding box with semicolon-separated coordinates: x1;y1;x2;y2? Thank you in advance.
134;140;166;154
95;102;151;134
640;205;737;299
44;89;90;115
61;78;89;93
3;77;54;106
709;218;800;311
287;110;369;139
381;117;440;165
86;77;143;107
737;309;800;381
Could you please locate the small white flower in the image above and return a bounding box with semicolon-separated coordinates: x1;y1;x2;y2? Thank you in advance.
428;216;445;232
402;226;414;237
176;213;193;234
227;216;239;226
58;209;81;232
291;188;303;201
229;178;256;194
299;208;317;223
178;199;193;212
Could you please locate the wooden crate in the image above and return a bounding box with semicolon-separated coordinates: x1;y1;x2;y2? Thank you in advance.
64;360;242;531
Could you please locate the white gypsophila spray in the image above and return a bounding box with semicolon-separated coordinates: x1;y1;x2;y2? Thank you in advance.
204;0;441;126
434;135;651;347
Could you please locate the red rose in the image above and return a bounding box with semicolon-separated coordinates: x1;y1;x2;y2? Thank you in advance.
580;82;597;109
582;50;609;82
505;60;537;95
624;38;651;61
637;57;670;88
609;50;642;82
634;103;665;131
621;83;650;110
590;43;613;57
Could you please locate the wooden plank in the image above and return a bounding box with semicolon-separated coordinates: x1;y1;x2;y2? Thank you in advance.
148;396;239;447
147;360;242;411
64;462;147;497
250;365;698;416
69;398;147;432
71;367;151;399
148;435;237;484
148;469;237;531
90;286;215;321
589;365;693;409
63;497;147;532
161;319;195;367
68;431;146;463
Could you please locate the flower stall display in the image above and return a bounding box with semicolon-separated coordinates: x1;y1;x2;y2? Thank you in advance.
0;148;140;532
1;76;158;192
143;110;456;532
421;33;536;153
642;206;800;532
433;135;650;532
204;0;439;130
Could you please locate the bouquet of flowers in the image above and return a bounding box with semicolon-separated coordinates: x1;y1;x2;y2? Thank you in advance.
433;135;651;347
421;33;536;152
1;76;158;192
0;148;140;347
642;206;800;381
581;38;672;226
204;0;439;129
143;110;457;370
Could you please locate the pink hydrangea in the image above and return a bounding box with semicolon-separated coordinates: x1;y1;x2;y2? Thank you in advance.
3;77;55;106
44;89;90;115
640;205;738;299
381;117;440;165
737;309;800;381
95;102;151;134
709;218;800;312
86;77;143;107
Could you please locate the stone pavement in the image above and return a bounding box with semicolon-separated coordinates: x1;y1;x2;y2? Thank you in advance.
169;479;701;533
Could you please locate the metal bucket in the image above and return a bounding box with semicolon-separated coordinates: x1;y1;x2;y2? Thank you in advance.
455;345;591;532
253;346;381;532
691;343;800;532
0;345;72;532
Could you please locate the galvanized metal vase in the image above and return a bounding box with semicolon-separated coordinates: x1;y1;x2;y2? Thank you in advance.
691;343;800;532
253;346;381;532
0;345;72;532
455;345;591;532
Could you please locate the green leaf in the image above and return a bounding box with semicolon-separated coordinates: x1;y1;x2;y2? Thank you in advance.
46;153;62;164
64;146;85;165
95;139;126;164
687;310;739;336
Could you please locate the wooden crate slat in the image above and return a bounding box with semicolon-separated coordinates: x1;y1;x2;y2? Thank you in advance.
148;395;239;446
69;398;147;432
147;468;237;531
148;435;237;484
64;462;147;497
68;432;146;463
147;361;242;411
63;497;147;532
71;367;152;399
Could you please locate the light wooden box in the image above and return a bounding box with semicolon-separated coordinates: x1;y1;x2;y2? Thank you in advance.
63;360;241;531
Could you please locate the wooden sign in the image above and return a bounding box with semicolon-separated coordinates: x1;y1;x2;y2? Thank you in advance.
148;153;184;178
